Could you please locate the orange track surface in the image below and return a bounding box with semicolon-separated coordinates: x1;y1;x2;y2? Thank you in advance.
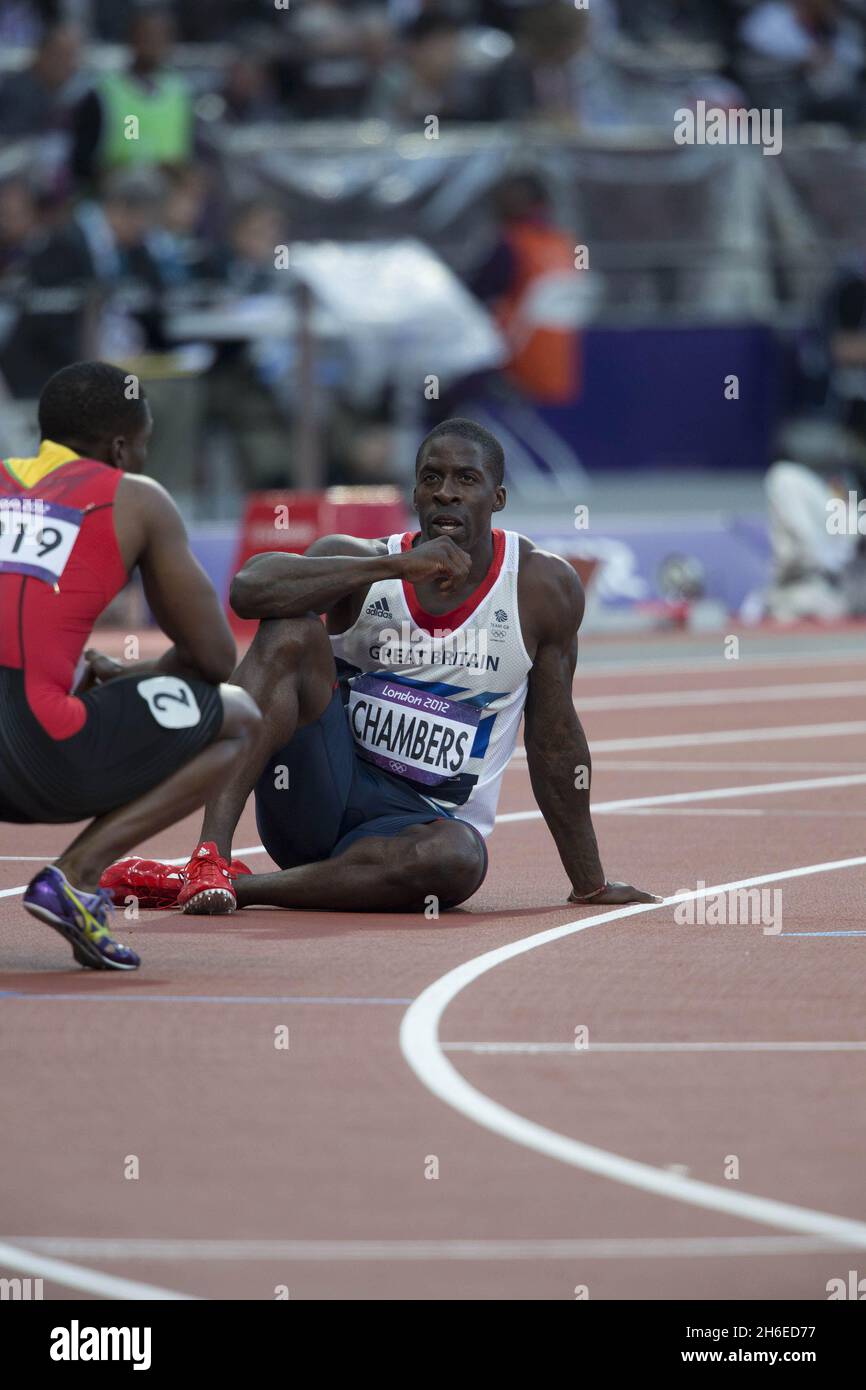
2;630;865;1300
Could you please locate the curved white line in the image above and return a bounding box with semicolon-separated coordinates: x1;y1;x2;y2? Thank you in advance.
0;1239;197;1300
400;854;866;1247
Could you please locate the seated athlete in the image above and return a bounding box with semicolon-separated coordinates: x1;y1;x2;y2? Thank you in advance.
101;418;657;916
0;361;260;970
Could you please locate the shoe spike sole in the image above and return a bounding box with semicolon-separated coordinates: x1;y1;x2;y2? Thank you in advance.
181;887;236;916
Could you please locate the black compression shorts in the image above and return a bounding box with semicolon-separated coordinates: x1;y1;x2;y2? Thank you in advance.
0;666;224;824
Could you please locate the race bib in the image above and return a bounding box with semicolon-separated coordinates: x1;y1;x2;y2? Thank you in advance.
0;499;83;585
348;673;480;786
136;676;202;730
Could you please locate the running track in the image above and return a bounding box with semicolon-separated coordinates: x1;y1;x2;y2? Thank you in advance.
2;626;865;1300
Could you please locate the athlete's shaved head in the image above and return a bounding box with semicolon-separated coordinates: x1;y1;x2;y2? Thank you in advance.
39;362;151;468
416;419;505;487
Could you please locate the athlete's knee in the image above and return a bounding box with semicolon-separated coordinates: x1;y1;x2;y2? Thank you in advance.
218;683;262;741
249;615;332;675
408;822;487;910
438;830;487;908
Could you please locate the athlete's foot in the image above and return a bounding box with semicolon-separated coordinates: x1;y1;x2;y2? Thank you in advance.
100;849;251;912
24;866;140;971
177;842;249;915
100;857;185;910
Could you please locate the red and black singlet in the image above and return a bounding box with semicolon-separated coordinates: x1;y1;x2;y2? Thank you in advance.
0;443;128;740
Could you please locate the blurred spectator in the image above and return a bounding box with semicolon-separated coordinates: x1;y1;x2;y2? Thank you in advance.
470;172;580;403
281;1;390;119
71;5;194;185
488;2;600;123
146;162;212;285
219;49;284;125
738;0;865;126
0;20;83;138
0;0;49;47
614;0;739;48
821;252;866;453
0;166;168;398
174;0;277;44
0;179;40;279
367;13;475;123
201;200;297;489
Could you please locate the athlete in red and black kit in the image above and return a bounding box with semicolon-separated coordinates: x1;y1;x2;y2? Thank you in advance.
0;361;260;970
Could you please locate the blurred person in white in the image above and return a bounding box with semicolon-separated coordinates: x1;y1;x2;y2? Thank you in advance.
739;0;865;125
764;420;866;621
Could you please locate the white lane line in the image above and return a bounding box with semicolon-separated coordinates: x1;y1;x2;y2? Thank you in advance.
3;1235;857;1262
444;1041;866;1054
575;680;866;713
497;771;866;825
0;1239;197;1300
504;761;866;778
617;809;765;817
511;720;866;758
0;844;272;899
576;650;866;678
4;775;865;901
622;808;866;819
400;854;866;1248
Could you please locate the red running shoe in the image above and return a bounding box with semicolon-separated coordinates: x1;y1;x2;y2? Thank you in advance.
177;841;251;915
100;847;251;913
100;857;185;910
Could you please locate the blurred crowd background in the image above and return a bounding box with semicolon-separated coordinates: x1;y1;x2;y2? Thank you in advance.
1;0;866;620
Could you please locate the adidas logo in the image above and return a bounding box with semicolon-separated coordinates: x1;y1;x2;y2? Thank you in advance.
366;597;392;617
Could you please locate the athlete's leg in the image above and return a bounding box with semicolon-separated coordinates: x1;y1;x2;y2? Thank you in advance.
196;616;336;858
54;684;260;892
234;818;487;913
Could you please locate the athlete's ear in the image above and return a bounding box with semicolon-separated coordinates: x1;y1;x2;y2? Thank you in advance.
109;435;126;470
492;486;506;514
411;483;418;514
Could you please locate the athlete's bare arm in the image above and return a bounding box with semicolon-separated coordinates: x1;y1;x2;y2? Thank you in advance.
229;533;471;627
83;475;237;688
520;547;659;906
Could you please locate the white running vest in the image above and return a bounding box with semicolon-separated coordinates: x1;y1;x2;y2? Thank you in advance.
330;529;532;837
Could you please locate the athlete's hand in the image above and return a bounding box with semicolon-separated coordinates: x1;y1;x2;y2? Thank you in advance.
77;649;126;692
568;881;663;906
394;537;472;594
